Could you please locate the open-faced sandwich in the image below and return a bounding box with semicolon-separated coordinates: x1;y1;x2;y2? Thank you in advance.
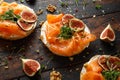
40;14;96;56
80;55;120;80
0;1;37;40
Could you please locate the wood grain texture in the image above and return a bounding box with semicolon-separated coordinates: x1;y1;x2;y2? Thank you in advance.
0;0;120;80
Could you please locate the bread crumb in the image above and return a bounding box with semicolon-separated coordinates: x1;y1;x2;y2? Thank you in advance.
36;9;43;15
39;21;44;27
69;57;74;61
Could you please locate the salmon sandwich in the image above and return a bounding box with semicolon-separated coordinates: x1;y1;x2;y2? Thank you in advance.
40;14;96;56
0;1;37;40
80;55;120;80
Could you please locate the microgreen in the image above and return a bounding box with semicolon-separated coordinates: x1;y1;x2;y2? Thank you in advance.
95;4;102;9
59;0;68;7
58;25;74;39
75;0;79;7
102;70;120;80
0;10;21;22
20;0;25;3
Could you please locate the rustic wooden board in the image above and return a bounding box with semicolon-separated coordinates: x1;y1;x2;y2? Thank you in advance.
0;0;120;80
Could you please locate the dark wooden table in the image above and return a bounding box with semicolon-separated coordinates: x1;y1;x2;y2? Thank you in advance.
0;0;120;80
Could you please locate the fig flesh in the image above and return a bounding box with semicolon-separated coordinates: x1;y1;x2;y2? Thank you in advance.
62;14;74;25
21;58;41;76
17;19;34;31
100;24;115;42
21;10;37;23
69;18;85;32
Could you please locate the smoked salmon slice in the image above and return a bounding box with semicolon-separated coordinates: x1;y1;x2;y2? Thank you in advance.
81;71;104;80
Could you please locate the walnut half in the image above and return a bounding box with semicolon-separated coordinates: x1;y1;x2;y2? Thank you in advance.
46;4;57;13
50;70;62;80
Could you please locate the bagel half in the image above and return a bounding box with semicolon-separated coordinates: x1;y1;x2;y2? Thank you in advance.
40;14;96;56
0;2;37;40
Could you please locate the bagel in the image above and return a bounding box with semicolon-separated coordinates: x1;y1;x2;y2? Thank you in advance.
40;14;96;56
0;2;37;40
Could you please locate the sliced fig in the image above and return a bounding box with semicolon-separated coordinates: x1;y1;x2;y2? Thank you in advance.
100;24;115;42
21;58;41;76
17;19;34;31
98;55;120;71
98;55;109;70
62;14;74;25
21;10;37;23
69;18;85;31
107;56;120;71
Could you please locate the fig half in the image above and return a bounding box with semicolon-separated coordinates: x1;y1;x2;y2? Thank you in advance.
69;18;85;32
62;14;74;25
21;10;37;23
17;19;34;31
100;24;115;42
21;58;41;76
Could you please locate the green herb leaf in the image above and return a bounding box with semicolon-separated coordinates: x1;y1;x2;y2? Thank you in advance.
0;10;21;22
59;0;68;7
95;4;102;9
20;0;25;3
75;0;79;7
82;0;88;7
38;64;45;75
102;70;120;80
58;25;74;39
92;0;96;3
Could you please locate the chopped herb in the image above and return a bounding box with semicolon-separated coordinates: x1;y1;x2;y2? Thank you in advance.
86;52;90;54
38;64;45;75
16;48;25;54
82;0;88;7
110;43;114;46
116;62;120;65
4;59;8;66
95;4;102;9
0;10;21;22
61;2;68;7
58;25;74;39
98;48;102;51
92;0;96;3
41;64;45;70
20;0;25;3
75;0;79;7
59;0;68;7
102;70;120;80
